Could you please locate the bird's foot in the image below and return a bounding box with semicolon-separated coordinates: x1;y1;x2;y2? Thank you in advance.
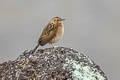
49;44;58;49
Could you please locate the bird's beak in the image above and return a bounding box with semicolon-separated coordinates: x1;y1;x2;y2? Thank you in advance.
61;19;66;21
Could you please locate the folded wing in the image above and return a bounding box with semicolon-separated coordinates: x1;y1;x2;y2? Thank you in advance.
38;23;57;46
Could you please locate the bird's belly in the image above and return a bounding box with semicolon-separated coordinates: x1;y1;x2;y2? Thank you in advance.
50;26;64;43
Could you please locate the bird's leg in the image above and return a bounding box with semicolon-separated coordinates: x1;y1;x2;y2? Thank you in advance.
49;43;54;49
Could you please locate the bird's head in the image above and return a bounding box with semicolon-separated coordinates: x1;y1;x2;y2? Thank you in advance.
50;16;65;24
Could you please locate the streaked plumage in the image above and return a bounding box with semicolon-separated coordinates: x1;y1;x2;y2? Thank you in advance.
32;17;65;53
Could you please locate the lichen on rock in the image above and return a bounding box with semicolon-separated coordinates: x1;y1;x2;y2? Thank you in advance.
0;47;108;80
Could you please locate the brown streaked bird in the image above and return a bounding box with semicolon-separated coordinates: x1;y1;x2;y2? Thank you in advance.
32;17;65;53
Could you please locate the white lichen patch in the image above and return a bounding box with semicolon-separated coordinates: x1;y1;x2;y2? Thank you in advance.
63;58;105;80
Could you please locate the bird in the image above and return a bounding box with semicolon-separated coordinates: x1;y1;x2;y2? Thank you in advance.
31;16;65;54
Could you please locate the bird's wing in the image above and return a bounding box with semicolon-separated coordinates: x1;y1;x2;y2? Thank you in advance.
38;23;57;46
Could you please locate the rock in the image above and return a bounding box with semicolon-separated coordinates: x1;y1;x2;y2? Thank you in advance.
0;47;108;80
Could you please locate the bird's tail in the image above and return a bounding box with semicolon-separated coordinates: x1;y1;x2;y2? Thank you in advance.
31;44;40;54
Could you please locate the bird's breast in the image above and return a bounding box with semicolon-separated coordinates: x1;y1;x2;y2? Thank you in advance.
50;24;64;43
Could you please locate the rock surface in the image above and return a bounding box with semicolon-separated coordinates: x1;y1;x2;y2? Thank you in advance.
0;47;108;80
